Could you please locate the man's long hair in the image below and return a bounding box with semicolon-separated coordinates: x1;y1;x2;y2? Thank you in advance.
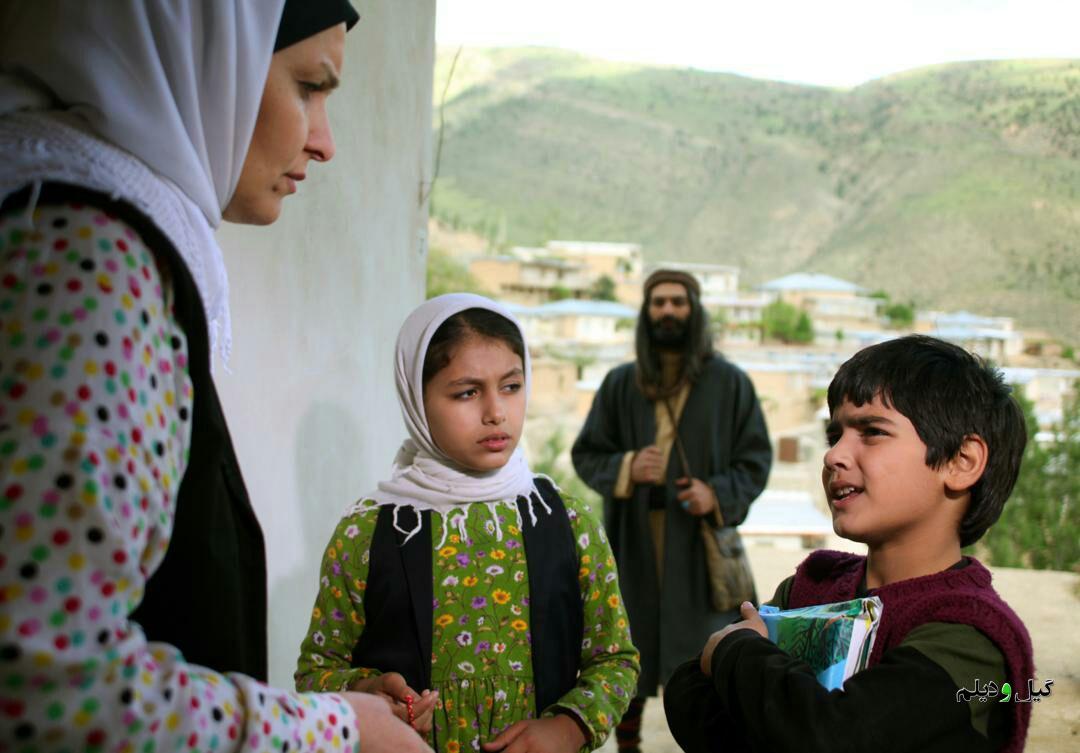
634;283;713;398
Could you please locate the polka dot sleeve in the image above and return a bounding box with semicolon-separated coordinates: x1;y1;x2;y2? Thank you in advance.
0;203;358;752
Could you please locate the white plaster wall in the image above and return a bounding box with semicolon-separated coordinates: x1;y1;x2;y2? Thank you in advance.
214;2;435;687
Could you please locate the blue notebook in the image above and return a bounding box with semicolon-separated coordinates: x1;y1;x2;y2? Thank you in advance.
759;596;883;690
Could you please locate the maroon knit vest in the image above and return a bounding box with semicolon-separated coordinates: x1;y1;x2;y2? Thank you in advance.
789;550;1033;753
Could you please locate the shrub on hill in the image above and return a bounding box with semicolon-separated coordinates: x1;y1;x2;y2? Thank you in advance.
976;384;1080;573
426;247;489;299
762;300;814;344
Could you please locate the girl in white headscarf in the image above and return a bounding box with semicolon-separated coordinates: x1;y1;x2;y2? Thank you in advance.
296;294;639;753
0;2;428;752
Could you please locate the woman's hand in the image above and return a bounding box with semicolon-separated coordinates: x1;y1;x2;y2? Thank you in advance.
350;672;439;735
341;691;434;753
481;714;587;753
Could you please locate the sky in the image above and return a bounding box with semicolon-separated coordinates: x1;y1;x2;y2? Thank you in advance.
436;0;1079;88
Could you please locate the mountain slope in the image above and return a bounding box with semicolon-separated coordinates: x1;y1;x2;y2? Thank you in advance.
430;49;1080;338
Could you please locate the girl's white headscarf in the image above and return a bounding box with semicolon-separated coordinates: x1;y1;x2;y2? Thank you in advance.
0;0;287;364
362;294;555;544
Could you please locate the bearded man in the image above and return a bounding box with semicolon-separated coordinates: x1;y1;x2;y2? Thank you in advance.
572;269;772;751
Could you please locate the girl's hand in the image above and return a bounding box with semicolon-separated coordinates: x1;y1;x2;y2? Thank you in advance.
340;692;434;753
350;672;439;735
408;688;438;735
481;715;587;753
699;602;768;675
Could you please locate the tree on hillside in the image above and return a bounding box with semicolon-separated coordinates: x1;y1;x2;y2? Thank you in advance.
870;289;915;329
708;308;728;339
883;301;915;329
976;384;1079;573
550;285;572;301
761;300;814;344
794;311;814;343
426;246;489;299
589;275;617;301
530;429;600;511
547;347;596;381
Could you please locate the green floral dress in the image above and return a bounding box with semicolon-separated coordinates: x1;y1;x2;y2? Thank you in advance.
295;494;639;753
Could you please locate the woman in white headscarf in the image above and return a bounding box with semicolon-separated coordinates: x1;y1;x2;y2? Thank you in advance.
0;2;428;751
294;295;640;753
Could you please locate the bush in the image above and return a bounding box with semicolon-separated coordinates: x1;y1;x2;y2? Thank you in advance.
976;384;1080;573
883;302;915;329
589;275;617;301
426;247;489;299
530;428;601;513
794;312;814;343
762;300;814;344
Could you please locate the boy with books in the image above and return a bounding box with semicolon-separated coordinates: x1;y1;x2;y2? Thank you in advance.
664;336;1034;753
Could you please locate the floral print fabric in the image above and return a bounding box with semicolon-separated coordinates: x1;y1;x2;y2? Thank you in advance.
0;203;358;752
296;497;639;753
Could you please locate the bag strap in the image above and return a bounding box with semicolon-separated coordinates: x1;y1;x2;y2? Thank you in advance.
661;396;693;481
663;395;725;528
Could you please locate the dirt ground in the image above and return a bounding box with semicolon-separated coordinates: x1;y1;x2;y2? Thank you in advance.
598;538;1080;753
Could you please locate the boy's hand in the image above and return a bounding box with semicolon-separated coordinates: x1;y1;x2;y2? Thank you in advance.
350;672;439;735
481;715;587;753
700;602;768;675
676;477;718;516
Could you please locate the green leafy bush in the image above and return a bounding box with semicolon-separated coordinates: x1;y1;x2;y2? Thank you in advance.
426;247;489;299
977;384;1079;573
762;300;814;344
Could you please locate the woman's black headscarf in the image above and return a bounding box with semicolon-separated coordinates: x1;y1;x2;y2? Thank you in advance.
275;0;360;51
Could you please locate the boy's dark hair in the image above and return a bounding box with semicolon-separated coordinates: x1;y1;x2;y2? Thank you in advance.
827;335;1026;547
422;308;526;387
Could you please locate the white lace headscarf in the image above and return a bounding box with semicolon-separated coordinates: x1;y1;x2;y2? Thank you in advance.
0;0;287;363
359;294;556;545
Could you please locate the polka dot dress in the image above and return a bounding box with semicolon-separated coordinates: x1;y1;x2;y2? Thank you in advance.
0;203;359;752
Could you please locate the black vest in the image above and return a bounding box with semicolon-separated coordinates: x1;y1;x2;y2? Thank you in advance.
351;479;584;729
3;183;269;680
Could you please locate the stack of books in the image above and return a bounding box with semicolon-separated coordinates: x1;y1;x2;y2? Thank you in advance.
759;597;883;690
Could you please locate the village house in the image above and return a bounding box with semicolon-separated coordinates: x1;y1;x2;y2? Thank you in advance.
546;240;644;305
917;309;1025;363
1001;366;1080;434
759;272;883;338
469;250;591;305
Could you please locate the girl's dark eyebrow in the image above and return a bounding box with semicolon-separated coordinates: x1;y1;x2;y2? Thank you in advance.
446;367;523;388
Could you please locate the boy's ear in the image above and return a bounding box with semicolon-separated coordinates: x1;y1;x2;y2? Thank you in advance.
944;434;989;494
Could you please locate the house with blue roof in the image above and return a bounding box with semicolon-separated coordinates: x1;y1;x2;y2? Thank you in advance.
759;272;883;338
509;298;637;348
915;309;1024;362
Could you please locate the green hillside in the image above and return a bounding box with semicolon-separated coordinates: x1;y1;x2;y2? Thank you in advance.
430;48;1080;340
